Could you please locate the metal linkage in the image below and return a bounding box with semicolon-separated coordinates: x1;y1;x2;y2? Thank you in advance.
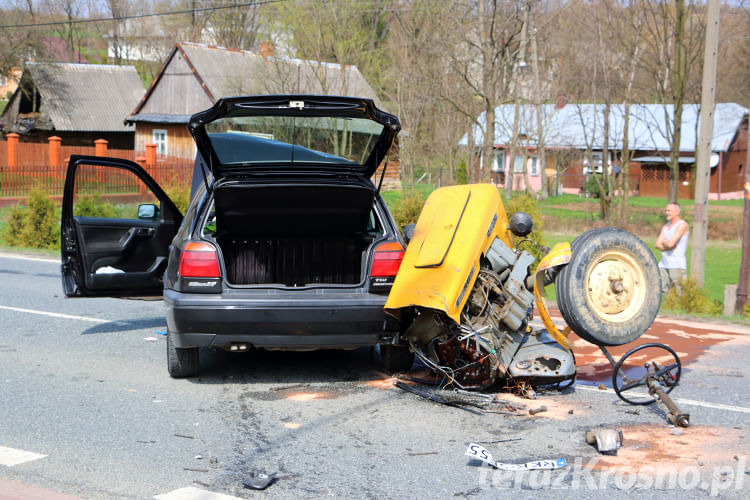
599;342;690;427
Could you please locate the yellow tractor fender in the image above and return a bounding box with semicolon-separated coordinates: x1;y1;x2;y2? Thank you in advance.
533;242;573;350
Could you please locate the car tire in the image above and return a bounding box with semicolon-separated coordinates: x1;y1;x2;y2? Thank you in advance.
555;228;661;346
167;331;199;378
380;343;414;373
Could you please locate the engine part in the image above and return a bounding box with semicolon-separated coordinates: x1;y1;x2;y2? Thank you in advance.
505;330;576;383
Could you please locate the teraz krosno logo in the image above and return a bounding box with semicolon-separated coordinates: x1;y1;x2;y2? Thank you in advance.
476;456;747;496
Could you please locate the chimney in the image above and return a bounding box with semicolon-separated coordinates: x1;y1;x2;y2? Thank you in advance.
555;92;567;109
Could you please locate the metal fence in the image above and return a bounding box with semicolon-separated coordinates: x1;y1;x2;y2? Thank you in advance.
0;161;194;199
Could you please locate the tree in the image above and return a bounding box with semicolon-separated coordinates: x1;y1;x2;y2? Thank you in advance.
383;0;459;187
441;1;524;188
44;0;85;63
0;1;45;76
637;0;704;202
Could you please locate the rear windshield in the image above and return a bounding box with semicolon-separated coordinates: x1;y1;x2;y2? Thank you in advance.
205;116;384;167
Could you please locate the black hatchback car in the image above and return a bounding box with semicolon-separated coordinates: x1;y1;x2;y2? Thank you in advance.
61;95;413;377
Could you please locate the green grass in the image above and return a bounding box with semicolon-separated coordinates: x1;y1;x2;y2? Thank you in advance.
0;100;6;114
381;183;435;208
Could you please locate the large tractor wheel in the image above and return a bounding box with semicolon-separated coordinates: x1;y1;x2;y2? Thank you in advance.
555;228;661;346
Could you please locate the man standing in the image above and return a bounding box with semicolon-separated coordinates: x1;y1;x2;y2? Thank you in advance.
655;202;689;293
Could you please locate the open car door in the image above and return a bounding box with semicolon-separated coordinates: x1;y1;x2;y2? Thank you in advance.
61;156;182;297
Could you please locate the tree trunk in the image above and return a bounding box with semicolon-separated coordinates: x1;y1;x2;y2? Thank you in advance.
531;21;547;198
599;102;611;221
669;0;688;203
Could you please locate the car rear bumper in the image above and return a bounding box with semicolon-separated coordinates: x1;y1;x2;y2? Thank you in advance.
163;288;400;349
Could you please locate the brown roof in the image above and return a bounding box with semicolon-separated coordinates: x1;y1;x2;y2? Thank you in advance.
128;42;379;122
5;62;143;132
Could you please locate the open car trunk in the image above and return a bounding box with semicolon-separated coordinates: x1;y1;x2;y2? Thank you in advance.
209;184;380;287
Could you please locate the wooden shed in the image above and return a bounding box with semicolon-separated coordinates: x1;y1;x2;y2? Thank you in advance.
0;63;143;149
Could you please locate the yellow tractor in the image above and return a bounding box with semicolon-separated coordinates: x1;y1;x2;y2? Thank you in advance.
385;184;662;390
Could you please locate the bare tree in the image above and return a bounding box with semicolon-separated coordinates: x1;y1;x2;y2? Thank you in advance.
204;0;261;50
441;1;524;187
637;0;704;202
0;1;44;76
43;0;85;62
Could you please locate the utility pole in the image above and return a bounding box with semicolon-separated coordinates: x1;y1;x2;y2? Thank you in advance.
689;0;720;287
736;104;750;314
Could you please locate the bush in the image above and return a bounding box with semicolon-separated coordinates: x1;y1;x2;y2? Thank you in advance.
163;182;191;214
456;158;468;184
2;187;60;249
74;195;118;218
663;277;722;316
391;190;426;232
585;174;615;198
2;204;28;247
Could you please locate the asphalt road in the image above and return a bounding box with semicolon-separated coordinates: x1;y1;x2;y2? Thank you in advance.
1;252;749;499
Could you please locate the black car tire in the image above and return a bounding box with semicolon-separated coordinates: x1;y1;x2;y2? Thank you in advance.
380;343;414;373
167;330;199;378
555;228;661;346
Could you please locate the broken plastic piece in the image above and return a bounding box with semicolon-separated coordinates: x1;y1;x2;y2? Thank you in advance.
585;428;623;455
243;472;276;490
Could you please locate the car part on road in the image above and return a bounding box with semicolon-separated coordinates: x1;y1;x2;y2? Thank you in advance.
242;472;276;490
649;377;690;427
603;342;690;427
394;381;483;414
465;443;567;470
528;405;548;415
585;428;623;455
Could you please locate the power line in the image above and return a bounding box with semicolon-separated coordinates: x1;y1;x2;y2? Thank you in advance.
0;0;284;29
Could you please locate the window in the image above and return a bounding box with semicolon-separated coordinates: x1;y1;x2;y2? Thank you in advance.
153;129;168;156
530;157;538;176
513;155;524;173
73;164;160;220
492;151;506;172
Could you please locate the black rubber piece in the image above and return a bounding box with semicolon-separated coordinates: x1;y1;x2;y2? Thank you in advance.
167;331;199;378
380;343;415;373
555;228;661;346
554;228;611;342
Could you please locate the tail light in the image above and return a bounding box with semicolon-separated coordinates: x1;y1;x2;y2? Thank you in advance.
370;241;404;277
178;241;220;278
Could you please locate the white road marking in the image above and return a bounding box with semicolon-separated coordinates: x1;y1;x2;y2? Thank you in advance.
0;305;107;323
0;445;47;467
0;252;57;263
575;384;750;414
154;487;246;500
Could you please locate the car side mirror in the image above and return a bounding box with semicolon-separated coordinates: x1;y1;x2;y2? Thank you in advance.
403;223;416;244
137;203;159;220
